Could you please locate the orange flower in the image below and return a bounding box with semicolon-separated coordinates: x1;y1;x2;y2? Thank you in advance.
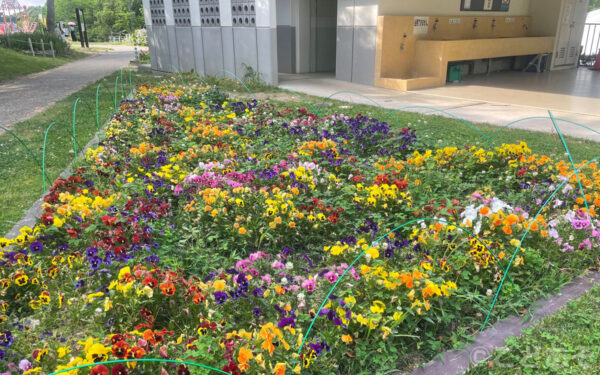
159;281;175;296
505;214;519;225
479;207;490;215
237;346;253;367
239;227;247;235
273;363;286;375
502;226;512;235
398;273;414;289
341;335;353;343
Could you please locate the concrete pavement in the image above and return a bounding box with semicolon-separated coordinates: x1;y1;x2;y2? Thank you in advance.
0;45;135;131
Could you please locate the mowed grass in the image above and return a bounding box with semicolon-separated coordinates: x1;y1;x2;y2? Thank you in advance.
0;47;87;82
465;285;600;374
0;70;161;234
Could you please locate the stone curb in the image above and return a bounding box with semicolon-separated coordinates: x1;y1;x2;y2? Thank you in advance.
408;270;600;375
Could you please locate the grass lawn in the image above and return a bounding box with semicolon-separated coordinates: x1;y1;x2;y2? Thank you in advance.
0;47;87;82
465;285;600;374
0;70;161;235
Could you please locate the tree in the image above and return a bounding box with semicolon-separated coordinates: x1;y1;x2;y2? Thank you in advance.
590;0;600;11
47;0;55;34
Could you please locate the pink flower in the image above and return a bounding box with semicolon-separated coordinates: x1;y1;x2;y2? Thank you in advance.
301;278;315;292
579;238;592;250
324;271;338;283
272;260;285;270
174;184;183;196
262;274;272;285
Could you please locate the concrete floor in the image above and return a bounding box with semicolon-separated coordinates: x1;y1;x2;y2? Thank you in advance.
278;68;600;142
0;45;135;132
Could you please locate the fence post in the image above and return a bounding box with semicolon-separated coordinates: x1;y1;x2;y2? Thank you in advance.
49;40;56;59
40;39;45;56
28;37;35;56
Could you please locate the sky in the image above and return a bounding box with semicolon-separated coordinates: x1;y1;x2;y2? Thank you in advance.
20;0;46;7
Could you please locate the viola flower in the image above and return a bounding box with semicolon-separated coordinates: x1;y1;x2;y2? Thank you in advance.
159;281;176;296
324;271;338;283
29;242;43;253
214;291;228;305
90;365;109;375
253;307;262;317
111;364;129;375
0;331;13;347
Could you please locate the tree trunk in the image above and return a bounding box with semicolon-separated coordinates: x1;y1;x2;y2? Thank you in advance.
46;0;55;34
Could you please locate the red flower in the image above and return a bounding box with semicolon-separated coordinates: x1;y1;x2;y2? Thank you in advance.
393;179;408;190
91;365;109;375
192;293;205;304
517;168;527;177
111;364;128;375
177;365;190;375
142;277;158;288
112;341;130;358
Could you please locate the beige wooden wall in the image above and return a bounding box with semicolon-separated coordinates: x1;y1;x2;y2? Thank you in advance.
376;15;533;79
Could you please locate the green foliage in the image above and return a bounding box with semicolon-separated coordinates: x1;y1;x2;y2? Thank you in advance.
590;0;600;11
52;0;145;42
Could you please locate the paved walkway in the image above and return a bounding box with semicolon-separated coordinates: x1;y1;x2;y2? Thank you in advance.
0;45;135;131
279;70;600;142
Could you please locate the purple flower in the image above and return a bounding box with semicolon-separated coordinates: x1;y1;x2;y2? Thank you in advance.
29;242;43;253
253;307;262;317
278;317;296;329
0;348;4;360
214;291;228;305
0;331;13;347
89;256;102;270
19;359;32;371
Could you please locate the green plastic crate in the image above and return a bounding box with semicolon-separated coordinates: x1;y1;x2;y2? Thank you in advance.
447;65;462;82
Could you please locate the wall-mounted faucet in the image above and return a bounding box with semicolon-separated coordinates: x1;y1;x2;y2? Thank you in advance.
433;18;439;31
473;18;478;29
491;18;496;30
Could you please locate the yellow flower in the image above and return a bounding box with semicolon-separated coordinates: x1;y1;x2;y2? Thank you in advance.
341;334;353;343
57;347;71;358
370;300;386;314
213;279;226;291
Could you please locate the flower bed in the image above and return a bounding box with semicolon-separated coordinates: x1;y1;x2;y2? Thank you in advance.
0;79;599;375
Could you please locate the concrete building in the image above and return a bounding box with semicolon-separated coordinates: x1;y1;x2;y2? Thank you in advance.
142;0;591;90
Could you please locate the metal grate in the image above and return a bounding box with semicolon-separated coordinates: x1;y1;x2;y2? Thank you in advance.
199;0;221;27
231;0;256;27
173;0;191;26
150;0;166;25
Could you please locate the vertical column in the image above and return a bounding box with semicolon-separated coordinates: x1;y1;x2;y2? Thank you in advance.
276;0;296;74
164;0;180;71
351;0;378;85
255;0;278;84
147;0;170;71
190;0;205;75
173;0;195;72
221;0;236;76
336;0;354;81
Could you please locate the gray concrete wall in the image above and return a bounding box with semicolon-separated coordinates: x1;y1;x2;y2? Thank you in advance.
143;0;277;84
277;25;296;73
336;0;378;85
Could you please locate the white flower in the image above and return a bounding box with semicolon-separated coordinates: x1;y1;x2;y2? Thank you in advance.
298;293;305;300
486;289;493;296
